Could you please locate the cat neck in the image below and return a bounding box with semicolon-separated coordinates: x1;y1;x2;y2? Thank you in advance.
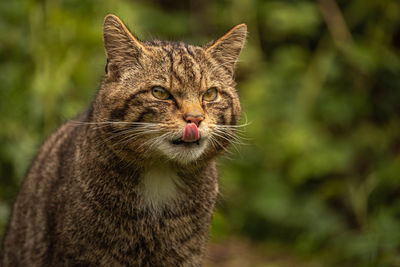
139;163;181;210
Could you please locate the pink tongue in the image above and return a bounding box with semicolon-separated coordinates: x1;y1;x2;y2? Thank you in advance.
182;123;200;142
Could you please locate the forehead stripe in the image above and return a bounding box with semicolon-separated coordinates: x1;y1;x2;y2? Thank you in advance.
161;47;185;86
184;43;196;59
109;89;148;120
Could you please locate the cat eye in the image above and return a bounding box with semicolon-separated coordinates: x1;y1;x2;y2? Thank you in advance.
151;86;170;100
203;87;218;101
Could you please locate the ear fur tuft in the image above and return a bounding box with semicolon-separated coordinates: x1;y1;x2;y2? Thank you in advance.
103;14;146;77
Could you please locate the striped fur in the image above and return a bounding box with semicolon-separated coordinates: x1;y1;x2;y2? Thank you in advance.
1;14;246;266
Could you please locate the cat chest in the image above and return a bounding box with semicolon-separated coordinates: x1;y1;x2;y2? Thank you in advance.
139;166;181;209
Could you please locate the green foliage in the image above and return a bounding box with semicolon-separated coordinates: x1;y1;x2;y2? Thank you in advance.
1;0;400;265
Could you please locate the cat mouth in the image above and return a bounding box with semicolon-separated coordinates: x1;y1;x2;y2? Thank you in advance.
171;138;201;146
171;123;201;146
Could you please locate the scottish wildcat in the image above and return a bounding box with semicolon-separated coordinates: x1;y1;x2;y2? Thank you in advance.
1;14;246;266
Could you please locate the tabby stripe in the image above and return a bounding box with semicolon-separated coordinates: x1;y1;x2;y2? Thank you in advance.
34;125;75;195
230;109;239;125
188;245;202;255
162;206;199;220
215;106;230;112
206;103;229;111
161;47;174;89
177;48;184;65
33;128;65;178
105;107;156;138
172;67;183;85
136;233;152;258
219;89;235;100
217;113;226;125
166;247;187;262
183;47;202;86
205;91;232;125
218;90;237;124
86;105;94;122
175;222;202;244
184;43;196;59
162;47;183;85
199;69;204;90
135;108;157;123
109;89;148;120
181;56;198;83
109;250;132;266
45;126;79;262
56;126;78;179
105;58;109;74
161;47;173;70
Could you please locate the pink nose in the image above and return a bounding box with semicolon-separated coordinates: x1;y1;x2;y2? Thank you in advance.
184;114;203;126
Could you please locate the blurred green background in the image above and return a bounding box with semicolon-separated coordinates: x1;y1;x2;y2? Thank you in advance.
1;0;400;266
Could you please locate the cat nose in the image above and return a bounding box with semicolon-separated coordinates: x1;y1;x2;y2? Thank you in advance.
184;113;204;126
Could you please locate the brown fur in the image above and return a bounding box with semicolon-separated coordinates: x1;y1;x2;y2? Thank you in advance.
1;14;246;266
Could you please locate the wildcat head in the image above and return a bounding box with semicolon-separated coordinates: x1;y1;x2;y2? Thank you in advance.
93;14;246;165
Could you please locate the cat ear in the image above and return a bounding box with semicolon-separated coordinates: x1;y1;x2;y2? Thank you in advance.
205;24;247;75
103;14;147;75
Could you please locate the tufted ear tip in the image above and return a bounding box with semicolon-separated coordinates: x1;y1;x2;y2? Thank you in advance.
102;15;148;79
102;14;147;60
104;14;119;24
103;15;126;37
205;23;248;74
232;23;247;33
206;24;247;51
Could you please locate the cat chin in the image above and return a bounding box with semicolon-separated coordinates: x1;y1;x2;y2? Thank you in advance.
156;139;208;164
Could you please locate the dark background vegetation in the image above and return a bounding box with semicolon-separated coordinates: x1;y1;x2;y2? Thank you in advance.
1;0;400;266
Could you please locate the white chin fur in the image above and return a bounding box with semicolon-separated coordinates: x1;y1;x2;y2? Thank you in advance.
157;139;208;164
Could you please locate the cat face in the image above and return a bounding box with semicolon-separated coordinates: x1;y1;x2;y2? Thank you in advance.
94;15;246;164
